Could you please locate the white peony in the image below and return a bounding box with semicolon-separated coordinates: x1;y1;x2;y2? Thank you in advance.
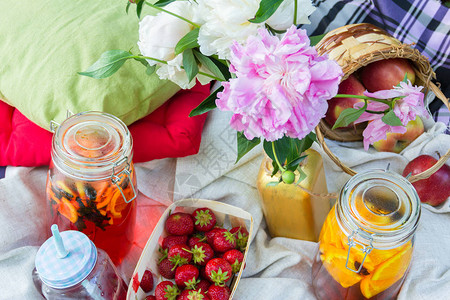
196;0;263;60
266;0;316;31
156;55;213;89
138;1;201;65
138;1;212;88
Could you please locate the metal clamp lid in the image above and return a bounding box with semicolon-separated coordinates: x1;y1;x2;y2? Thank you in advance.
345;228;374;273
111;156;137;203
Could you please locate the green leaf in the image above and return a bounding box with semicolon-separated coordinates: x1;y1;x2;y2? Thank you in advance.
249;0;285;23
189;86;223;117
264;23;287;35
402;73;408;83
286;155;307;171
174;28;200;55
126;2;131;14
307;131;317;143
182;48;199;83
78;50;132;79
296;166;307;184
310;33;326;47
146;64;156;75
193;50;228;81
332;101;368;130
136;0;144;18
381;110;403;126
271;160;279;177
236;132;260;163
153;0;176;7
263;135;314;168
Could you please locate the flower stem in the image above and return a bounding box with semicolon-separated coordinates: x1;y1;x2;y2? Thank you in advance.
272;142;285;171
334;94;391;105
139;56;224;81
197;71;223;82
366;109;389;114
144;1;200;28
137;55;168;64
293;0;298;24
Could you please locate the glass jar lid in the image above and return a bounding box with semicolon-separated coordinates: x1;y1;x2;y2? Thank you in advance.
52;111;133;180
336;169;421;249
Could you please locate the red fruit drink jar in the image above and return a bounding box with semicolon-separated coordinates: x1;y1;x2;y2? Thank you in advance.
46;111;137;265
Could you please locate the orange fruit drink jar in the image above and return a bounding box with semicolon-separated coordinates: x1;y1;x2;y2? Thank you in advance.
312;169;420;300
46;111;137;265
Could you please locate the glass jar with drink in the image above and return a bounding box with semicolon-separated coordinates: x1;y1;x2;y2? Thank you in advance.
46;111;137;265
312;169;421;299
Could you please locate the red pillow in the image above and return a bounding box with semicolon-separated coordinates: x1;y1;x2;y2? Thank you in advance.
0;83;209;166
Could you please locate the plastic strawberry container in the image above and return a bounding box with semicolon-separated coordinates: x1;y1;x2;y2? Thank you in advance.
127;198;254;299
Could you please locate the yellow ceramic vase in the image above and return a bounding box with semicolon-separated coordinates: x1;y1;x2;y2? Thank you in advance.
256;149;332;241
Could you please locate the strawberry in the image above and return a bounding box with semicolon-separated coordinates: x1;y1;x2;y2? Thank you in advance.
205;258;232;286
188;233;206;248
192;208;217;232
176;288;208;300
230;226;249;251
132;272;140;293
145;296;156;300
159;258;176;279
165;212;194;236
208;285;231;300
140;269;154;293
175;264;199;289
222;249;244;274
155;281;180;300
205;228;227;245
188;242;215;266
168;244;193;269
212;230;236;253
162;235;189;250
197;279;211;293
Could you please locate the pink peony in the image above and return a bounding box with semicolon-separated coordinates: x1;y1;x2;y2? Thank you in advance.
354;80;428;150
216;25;343;141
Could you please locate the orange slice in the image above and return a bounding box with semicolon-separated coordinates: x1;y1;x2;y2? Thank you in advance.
109;190;122;218
59;197;78;223
360;273;403;298
371;242;412;281
321;245;364;288
319;206;344;249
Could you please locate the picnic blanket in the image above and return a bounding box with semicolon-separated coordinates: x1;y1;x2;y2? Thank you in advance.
0;107;449;299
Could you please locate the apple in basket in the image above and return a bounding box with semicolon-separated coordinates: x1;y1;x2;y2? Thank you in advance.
325;74;366;128
373;116;424;153
360;58;416;92
402;155;450;206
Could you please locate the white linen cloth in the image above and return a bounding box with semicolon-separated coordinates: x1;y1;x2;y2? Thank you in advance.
0;108;449;299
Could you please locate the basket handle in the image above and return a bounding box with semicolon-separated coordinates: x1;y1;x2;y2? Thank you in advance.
316;124;449;183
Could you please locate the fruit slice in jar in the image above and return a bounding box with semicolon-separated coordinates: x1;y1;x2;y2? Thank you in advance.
371;242;412;281
321;245;364;288
58;198;78;223
360;273;401;299
319;207;344;250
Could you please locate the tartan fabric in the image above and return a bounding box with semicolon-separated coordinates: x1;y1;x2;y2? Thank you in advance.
301;0;450;114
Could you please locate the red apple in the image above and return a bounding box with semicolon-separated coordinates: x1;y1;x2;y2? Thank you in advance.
360;58;415;92
402;155;450;206
373;117;424;153
325;74;366;128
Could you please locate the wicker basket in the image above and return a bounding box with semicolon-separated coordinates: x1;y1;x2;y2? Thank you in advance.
314;23;450;183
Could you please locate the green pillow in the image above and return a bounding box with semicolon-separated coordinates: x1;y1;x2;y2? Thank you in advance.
0;0;179;130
